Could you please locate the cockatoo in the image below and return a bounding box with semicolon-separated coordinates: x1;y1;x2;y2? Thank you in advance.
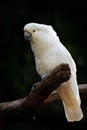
24;23;83;122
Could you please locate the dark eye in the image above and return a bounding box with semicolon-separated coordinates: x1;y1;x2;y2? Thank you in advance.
33;30;36;32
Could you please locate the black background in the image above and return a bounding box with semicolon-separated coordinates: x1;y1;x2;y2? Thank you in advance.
0;0;87;129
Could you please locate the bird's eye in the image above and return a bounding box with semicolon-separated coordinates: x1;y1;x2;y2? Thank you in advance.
33;30;36;32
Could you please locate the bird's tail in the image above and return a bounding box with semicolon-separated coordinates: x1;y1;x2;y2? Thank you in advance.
57;82;83;122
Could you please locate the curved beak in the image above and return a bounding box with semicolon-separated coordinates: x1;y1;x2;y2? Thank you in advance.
24;31;32;41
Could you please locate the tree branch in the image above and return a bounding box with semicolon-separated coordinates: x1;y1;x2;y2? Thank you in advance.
43;84;87;105
0;63;70;119
0;63;87;120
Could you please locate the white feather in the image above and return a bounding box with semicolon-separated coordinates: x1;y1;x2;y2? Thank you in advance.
24;23;83;121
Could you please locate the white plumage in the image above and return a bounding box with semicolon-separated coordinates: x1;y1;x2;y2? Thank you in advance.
24;23;83;122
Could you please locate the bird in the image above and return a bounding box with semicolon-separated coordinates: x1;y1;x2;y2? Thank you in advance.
23;23;83;122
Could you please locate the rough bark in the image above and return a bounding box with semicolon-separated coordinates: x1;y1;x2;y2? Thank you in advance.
0;63;87;120
0;63;70;119
44;84;87;105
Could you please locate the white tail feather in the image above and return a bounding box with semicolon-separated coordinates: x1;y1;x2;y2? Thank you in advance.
57;82;83;122
63;100;83;122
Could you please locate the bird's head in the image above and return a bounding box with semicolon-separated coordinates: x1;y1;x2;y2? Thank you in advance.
23;23;60;55
24;23;57;43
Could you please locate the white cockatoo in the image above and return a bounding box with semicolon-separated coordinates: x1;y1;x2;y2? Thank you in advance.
24;23;83;122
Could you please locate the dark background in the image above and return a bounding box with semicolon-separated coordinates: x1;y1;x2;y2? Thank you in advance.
0;0;87;129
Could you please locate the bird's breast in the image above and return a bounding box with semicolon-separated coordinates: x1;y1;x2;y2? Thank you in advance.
35;51;65;77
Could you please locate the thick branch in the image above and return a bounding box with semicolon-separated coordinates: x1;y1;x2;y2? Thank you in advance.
44;84;87;105
0;63;70;119
0;63;87;120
